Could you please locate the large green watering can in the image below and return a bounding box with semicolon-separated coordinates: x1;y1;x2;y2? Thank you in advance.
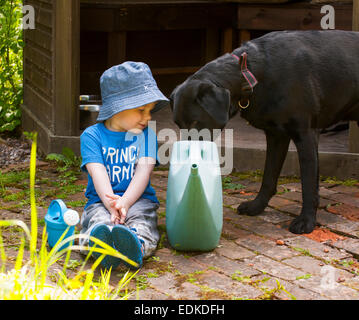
166;140;223;251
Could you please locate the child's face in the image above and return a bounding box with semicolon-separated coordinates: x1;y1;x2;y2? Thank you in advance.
105;102;156;133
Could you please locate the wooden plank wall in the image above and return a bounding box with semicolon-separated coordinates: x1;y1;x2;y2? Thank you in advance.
236;2;353;31
54;0;80;136
349;0;359;153
80;3;236;97
23;0;54;131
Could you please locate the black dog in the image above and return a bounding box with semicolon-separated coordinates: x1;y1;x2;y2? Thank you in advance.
170;30;359;234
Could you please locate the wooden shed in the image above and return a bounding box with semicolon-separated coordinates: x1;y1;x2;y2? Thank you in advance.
22;0;358;157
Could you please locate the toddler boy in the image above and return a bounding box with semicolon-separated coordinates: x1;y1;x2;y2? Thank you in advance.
79;62;169;270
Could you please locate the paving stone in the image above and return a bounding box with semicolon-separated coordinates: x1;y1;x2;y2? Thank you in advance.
223;206;239;216
222;195;243;206
328;193;359;207
280;183;302;192
222;219;247;240
242;181;261;193
244;255;307;281
175;281;204;300
250;274;327;300
155;189;167;201
147;272;202;299
319;186;339;198
150;174;168;189
192;252;261;278
278;204;302;216
277;191;302;202
329;185;359;195
284;236;351;261
284;255;320;276
152;170;169;176
257;207;293;224
269;196;297;209
235;216;297;240
343;275;359;291
294;273;359;300
317;209;359;237
155;248;205;275
316;208;345;225
215;239;256;260
331;238;359;258
130;287;170;300
235;234;300;261
326;203;359;222
195;270;263;299
318;197;338;209
227;197;257;211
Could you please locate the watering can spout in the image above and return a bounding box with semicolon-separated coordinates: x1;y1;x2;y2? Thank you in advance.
191;163;198;176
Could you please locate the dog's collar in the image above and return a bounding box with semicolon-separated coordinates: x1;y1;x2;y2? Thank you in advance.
231;52;258;90
232;52;258;110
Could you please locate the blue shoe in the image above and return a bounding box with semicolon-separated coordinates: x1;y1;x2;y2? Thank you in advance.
89;224;121;270
112;225;144;270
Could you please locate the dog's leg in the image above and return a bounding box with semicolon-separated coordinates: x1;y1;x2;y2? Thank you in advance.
288;129;319;234
237;130;290;216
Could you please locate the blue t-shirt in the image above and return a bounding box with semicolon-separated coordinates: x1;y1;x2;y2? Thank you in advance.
80;123;159;209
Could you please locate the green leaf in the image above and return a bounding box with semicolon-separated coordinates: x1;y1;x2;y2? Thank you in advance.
62;147;76;162
46;153;68;163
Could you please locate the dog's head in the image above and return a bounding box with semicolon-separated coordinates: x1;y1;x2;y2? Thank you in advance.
170;79;231;130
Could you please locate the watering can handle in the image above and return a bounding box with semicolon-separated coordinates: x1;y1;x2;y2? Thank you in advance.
47;199;68;223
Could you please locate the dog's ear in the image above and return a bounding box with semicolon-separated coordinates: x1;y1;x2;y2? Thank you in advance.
169;88;178;112
196;83;231;127
169;92;174;111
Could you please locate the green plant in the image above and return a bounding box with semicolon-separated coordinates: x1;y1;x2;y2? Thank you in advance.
0;0;23;133
321;176;359;187
296;274;312;280
222;177;245;190
0;132;139;299
46;147;82;172
231;170;264;182
0;170;28;187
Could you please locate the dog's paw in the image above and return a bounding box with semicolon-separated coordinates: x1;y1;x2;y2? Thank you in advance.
289;215;316;234
237;200;266;216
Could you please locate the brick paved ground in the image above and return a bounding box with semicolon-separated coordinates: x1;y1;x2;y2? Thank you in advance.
128;169;359;300
2;165;359;300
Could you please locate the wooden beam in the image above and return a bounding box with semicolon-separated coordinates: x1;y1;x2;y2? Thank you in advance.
107;32;127;68
349;0;359;153
81;4;236;32
353;0;359;31
205;28;219;63
237;3;352;31
239;30;251;45
222;28;233;54
151;66;201;75
54;0;80;136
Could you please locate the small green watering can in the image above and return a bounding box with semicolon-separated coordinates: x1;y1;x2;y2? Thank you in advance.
166;140;223;251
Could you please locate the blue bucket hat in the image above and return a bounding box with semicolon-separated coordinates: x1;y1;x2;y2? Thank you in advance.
97;61;169;121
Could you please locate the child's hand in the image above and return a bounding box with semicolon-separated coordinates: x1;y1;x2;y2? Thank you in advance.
106;194;129;225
